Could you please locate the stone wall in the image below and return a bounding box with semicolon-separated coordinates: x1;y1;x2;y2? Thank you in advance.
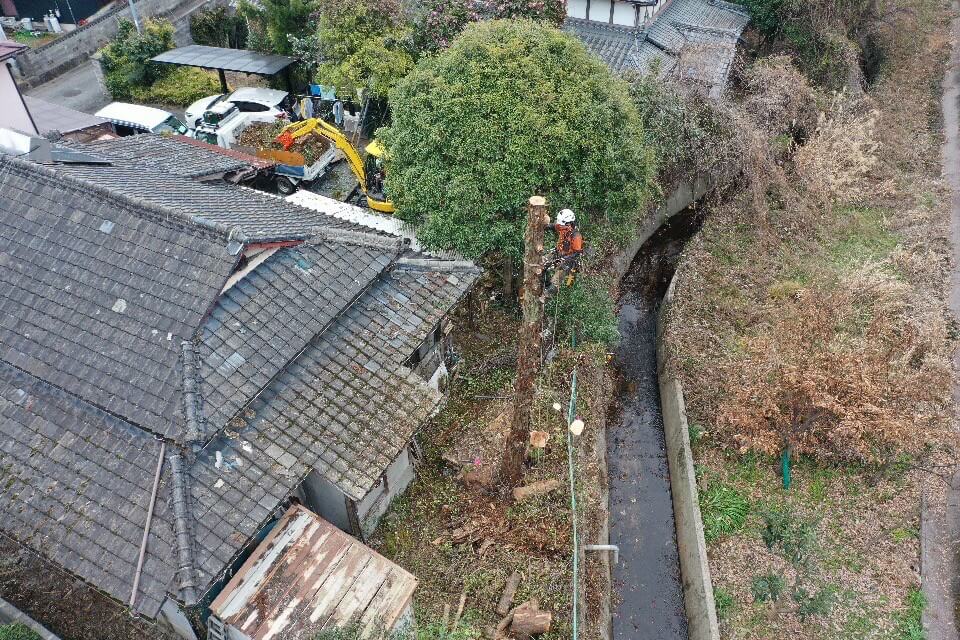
12;0;200;88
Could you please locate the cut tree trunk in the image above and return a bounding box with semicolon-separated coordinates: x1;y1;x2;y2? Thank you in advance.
513;479;562;502
510;600;552;638
499;196;548;489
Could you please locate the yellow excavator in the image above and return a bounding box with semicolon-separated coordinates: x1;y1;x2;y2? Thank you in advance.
275;117;395;214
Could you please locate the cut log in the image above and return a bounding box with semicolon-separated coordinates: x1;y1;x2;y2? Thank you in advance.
496;571;522;615
452;591;467;630
510;600;552;638
513;479;562;502
450;524;480;544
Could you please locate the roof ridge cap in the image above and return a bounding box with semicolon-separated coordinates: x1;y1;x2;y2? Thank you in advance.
0;154;235;243
307;226;403;251
391;257;481;273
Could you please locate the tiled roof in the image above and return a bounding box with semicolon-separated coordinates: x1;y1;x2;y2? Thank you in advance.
565;0;750;96
0;147;481;618
52;162;366;242
0;361;177;617
0;155;238;439
197;232;400;437
79;134;274;179
23;97;108;136
187;262;479;588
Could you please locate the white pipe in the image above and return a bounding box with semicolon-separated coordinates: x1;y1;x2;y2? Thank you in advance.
130;440;166;609
584;544;619;564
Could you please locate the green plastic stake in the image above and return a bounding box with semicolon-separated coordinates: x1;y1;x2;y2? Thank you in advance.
781;446;791;491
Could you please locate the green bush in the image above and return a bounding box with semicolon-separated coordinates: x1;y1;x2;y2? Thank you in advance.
132;67;221;106
554;274;619;346
381;19;654;263
793;584;837;620
190;5;248;48
99;18;175;99
713;586;735;621
761;507;817;566
751;572;786;603
700;483;749;542
0;623;42;640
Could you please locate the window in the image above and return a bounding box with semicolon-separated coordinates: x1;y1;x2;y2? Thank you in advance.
154;116;189;135
235;101;270;113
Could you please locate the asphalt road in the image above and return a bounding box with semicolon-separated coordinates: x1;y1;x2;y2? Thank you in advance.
25;61;111;115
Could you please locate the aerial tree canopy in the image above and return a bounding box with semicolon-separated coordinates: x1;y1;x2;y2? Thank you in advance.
380;19;655;261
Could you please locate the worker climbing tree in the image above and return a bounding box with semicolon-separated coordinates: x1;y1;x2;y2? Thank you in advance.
544;208;584;295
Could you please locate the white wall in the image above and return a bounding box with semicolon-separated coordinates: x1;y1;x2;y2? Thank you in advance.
0;64;37;134
589;0;612;21
612;0;637;25
567;0;588;19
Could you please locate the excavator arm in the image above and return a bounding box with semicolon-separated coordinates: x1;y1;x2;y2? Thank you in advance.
278;118;395;213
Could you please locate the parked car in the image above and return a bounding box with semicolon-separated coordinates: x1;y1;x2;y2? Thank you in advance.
95;103;189;136
184;87;289;130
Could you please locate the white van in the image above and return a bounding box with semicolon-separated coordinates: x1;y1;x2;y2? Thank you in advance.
95;102;189;137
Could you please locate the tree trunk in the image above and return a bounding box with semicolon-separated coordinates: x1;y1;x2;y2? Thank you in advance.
502;255;515;301
499;196;548;489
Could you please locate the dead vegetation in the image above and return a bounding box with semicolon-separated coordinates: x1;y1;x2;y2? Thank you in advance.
368;289;611;640
661;0;957;635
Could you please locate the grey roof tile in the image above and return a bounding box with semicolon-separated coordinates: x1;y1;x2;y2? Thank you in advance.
0;155;237;438
565;0;749;95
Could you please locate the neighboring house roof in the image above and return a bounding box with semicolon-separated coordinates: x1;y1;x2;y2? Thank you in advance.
22;97;108;136
565;0;750;96
78;134;272;179
0;42;27;62
53;160;363;242
0;140;479;619
210;505;417;640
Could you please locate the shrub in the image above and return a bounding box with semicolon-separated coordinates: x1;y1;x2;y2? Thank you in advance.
713;586;735;620
131;66;221;106
190;5;248;48
413;0;565;52
553;274;619;346
99;18;175;99
700;483;749;542
761;507;816;566
793;583;838;620
751;572;786;602
0;623;42;640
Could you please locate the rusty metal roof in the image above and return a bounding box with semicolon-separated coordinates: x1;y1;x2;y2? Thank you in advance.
210;505;416;640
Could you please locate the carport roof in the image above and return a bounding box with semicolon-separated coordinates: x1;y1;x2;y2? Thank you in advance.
150;45;295;76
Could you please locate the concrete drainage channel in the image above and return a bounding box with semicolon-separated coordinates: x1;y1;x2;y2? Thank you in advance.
606;201;718;640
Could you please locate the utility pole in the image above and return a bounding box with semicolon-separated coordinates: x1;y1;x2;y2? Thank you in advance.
499;195;549;489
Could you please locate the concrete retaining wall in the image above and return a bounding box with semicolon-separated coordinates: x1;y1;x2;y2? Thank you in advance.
12;0;200;88
655;276;720;640
0;596;61;640
613;175;712;280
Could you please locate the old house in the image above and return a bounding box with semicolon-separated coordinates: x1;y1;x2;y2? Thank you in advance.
0;131;478;639
564;0;750;97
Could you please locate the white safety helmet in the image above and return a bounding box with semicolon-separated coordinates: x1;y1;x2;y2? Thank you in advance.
556;208;576;225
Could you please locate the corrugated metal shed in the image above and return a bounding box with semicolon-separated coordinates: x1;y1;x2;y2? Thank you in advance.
211;505;417;640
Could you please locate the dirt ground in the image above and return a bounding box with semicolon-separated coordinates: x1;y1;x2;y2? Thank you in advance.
0;537;176;640
367;287;612;639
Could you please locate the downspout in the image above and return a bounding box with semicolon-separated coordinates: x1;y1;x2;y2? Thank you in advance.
130;439;166;610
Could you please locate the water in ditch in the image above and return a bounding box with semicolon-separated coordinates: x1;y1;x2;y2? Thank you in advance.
608;208;703;640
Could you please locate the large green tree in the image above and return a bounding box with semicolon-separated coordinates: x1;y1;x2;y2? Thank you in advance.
380;19;655;262
290;0;413;98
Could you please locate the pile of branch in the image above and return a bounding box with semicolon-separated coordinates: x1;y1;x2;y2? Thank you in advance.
236;121;330;164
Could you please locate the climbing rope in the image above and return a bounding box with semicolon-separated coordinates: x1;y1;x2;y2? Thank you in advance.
566;327;580;640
